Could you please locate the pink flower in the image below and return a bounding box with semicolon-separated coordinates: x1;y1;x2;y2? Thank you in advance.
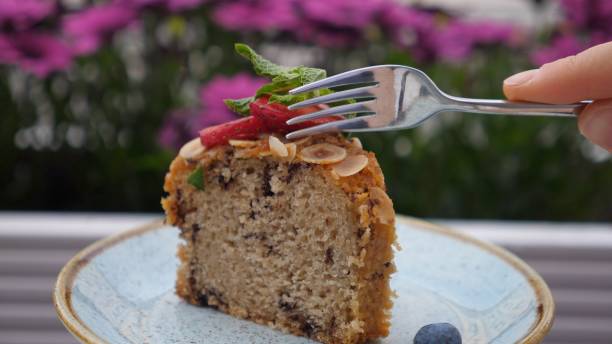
158;109;202;149
0;0;56;31
431;20;517;61
62;3;137;55
293;0;388;46
0;33;72;77
296;0;386;28
212;0;298;32
380;4;434;48
117;0;205;12
530;34;585;66
196;73;267;128
159;73;266;149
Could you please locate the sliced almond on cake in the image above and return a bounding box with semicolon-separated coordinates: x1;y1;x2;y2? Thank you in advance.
229;139;259;148
179;138;206;160
286;143;297;161
269;136;288;158
332;155;369;177
299;143;347;164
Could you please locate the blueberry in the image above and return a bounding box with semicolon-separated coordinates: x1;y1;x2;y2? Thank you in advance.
413;322;462;344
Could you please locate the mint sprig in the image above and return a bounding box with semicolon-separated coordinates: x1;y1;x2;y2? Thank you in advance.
187;166;204;190
224;43;330;114
224;96;254;116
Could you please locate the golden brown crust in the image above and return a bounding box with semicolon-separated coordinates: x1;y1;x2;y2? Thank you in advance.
162;134;395;344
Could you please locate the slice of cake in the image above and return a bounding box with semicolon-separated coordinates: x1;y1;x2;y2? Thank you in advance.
162;44;396;344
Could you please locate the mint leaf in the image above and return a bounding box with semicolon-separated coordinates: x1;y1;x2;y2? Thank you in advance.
224;97;253;116
224;43;335;115
234;43;328;101
255;78;298;97
268;93;307;105
235;43;288;78
268;88;333;106
187;166;204;190
296;66;326;84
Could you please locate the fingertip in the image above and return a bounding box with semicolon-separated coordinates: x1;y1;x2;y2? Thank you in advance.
503;69;538;101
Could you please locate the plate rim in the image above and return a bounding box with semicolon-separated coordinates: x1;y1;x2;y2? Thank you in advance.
53;216;555;344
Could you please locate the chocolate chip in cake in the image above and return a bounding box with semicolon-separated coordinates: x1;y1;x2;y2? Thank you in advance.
285;163;301;183
300;319;318;337
327;316;337;336
264;243;277;257
243;232;267;240
217;174;233;190
197;293;212;307
325;248;334;265
206;287;228;307
191;223;201;235
371;272;384;280
262;163;274;196
357;228;365;238
279;299;297;312
288;312;318;337
175;189;186;224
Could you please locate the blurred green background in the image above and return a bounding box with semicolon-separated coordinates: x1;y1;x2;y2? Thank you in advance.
1;0;610;220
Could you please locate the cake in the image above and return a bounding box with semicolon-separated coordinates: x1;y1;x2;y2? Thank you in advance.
161;44;396;344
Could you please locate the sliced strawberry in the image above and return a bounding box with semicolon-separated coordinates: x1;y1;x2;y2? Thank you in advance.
199;115;264;148
199;97;341;148
250;96;339;134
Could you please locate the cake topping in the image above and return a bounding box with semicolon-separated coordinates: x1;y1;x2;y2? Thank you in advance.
269;136;288;158
187;166;205;190
179;137;206;160
229;139;259;148
299;143;347;164
351;137;363;149
286;143;297;161
197;44;356;149
332;155;369;177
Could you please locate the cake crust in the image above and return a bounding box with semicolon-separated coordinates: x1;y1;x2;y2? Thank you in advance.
162;134;396;344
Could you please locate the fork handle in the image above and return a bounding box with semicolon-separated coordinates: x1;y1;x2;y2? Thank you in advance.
445;96;590;117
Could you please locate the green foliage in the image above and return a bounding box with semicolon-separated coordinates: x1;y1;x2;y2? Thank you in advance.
0;20;610;221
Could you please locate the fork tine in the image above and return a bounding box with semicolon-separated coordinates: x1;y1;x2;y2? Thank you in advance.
289;67;377;95
287;85;378;110
286;100;375;125
285;115;377;140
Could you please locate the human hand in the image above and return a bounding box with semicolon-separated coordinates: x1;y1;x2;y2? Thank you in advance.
503;41;612;152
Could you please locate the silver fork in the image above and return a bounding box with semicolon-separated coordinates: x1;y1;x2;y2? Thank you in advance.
284;64;589;140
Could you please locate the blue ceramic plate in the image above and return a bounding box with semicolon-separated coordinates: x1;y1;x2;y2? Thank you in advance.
54;216;554;344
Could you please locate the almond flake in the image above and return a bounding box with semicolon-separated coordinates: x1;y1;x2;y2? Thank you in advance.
269;136;288;157
229;139;258;148
331;155;369;177
286;143;297;160
291;137;311;146
179;138;205;160
351;137;363;149
298;143;347;164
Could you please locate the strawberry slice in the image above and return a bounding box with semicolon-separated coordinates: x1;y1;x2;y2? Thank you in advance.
199;97;341;148
250;96;338;134
199;115;264;148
